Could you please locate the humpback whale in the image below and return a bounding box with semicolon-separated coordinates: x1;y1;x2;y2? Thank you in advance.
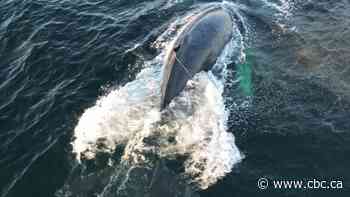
160;7;234;110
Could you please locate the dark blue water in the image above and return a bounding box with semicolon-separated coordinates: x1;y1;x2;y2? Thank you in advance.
1;0;350;197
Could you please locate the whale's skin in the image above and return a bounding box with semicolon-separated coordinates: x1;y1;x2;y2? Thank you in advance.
160;7;234;110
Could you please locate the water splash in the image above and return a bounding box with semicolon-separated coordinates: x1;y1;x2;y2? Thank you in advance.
72;3;245;190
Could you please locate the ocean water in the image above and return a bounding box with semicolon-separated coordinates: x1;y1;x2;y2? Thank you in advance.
0;0;350;197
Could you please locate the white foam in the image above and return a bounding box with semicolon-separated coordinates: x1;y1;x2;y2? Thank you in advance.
72;60;163;160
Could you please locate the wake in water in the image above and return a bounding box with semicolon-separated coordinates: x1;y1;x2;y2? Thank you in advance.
59;2;281;196
72;39;243;190
58;1;299;195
